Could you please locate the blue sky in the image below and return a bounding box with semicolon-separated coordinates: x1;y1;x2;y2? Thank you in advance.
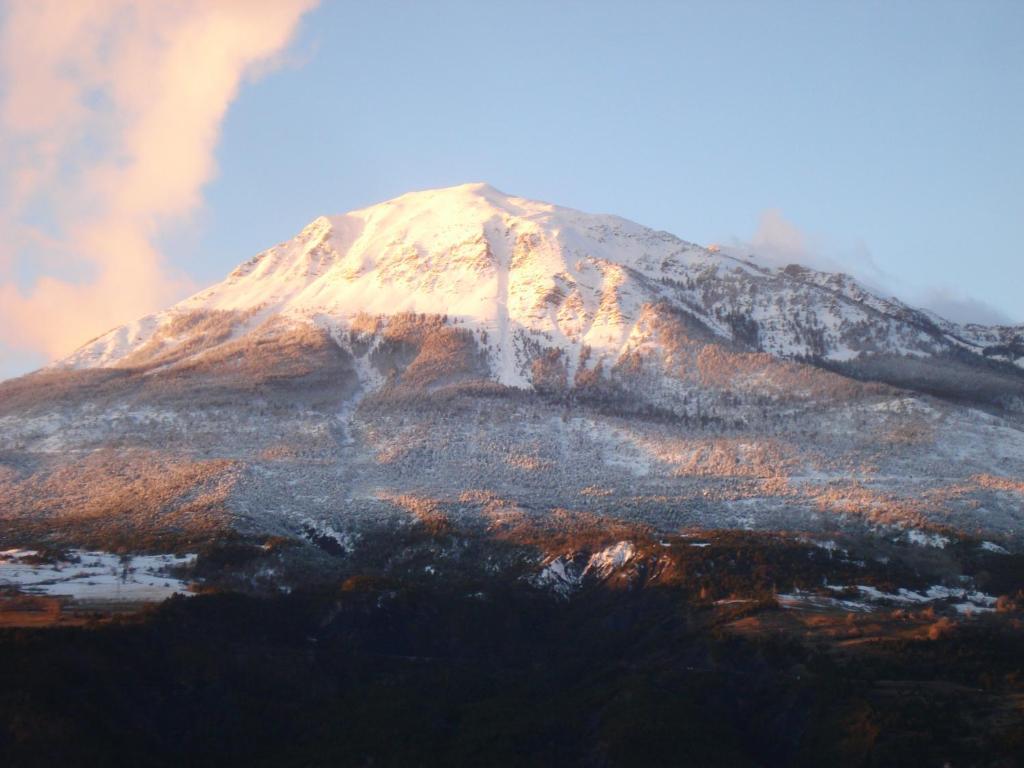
200;0;1023;314
1;0;1021;378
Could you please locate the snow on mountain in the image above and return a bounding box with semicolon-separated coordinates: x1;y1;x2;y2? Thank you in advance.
63;183;710;384
58;182;1023;385
5;183;1024;554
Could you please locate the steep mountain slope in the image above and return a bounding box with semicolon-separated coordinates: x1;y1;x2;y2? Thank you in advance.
62;183;1024;387
2;183;1023;553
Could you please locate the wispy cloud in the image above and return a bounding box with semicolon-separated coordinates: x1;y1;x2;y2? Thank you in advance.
723;209;888;289
722;209;1015;326
0;0;318;364
916;288;1013;326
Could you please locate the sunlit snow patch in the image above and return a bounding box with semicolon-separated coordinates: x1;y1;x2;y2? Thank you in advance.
532;541;636;597
583;541;635;580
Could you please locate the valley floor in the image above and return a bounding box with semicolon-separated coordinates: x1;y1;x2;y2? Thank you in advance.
0;528;1022;767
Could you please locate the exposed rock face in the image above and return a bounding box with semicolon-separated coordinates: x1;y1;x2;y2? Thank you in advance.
1;183;1023;551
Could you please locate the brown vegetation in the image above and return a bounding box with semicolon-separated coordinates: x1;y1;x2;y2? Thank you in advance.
0;450;237;550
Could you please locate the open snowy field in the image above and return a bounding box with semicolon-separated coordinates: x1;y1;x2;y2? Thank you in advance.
0;550;195;603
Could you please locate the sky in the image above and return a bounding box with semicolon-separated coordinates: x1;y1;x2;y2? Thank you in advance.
0;0;1021;379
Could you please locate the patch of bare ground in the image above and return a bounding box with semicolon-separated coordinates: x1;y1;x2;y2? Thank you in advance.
0;593;153;628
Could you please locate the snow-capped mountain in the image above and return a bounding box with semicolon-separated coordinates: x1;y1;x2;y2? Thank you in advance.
60;182;1023;384
3;183;1024;555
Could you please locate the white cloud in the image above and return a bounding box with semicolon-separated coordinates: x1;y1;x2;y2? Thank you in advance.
722;209;887;289
0;0;318;364
917;288;1013;326
722;209;1016;327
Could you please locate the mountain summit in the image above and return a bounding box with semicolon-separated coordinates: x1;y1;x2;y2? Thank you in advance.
2;184;1024;554
60;183;1024;385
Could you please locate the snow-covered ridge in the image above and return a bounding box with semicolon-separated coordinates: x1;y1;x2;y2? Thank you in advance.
58;182;1024;383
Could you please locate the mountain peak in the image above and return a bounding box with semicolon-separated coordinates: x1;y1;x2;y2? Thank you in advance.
418;180;506;197
57;185;1024;379
14;186;1024;561
339;181;561;232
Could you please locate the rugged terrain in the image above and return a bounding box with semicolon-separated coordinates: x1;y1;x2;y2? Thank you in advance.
1;182;1023;562
2;183;1024;766
3;525;1024;767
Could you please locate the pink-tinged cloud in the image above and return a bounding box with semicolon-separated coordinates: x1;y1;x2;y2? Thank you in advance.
722;210;1014;326
740;209;885;286
0;0;318;364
